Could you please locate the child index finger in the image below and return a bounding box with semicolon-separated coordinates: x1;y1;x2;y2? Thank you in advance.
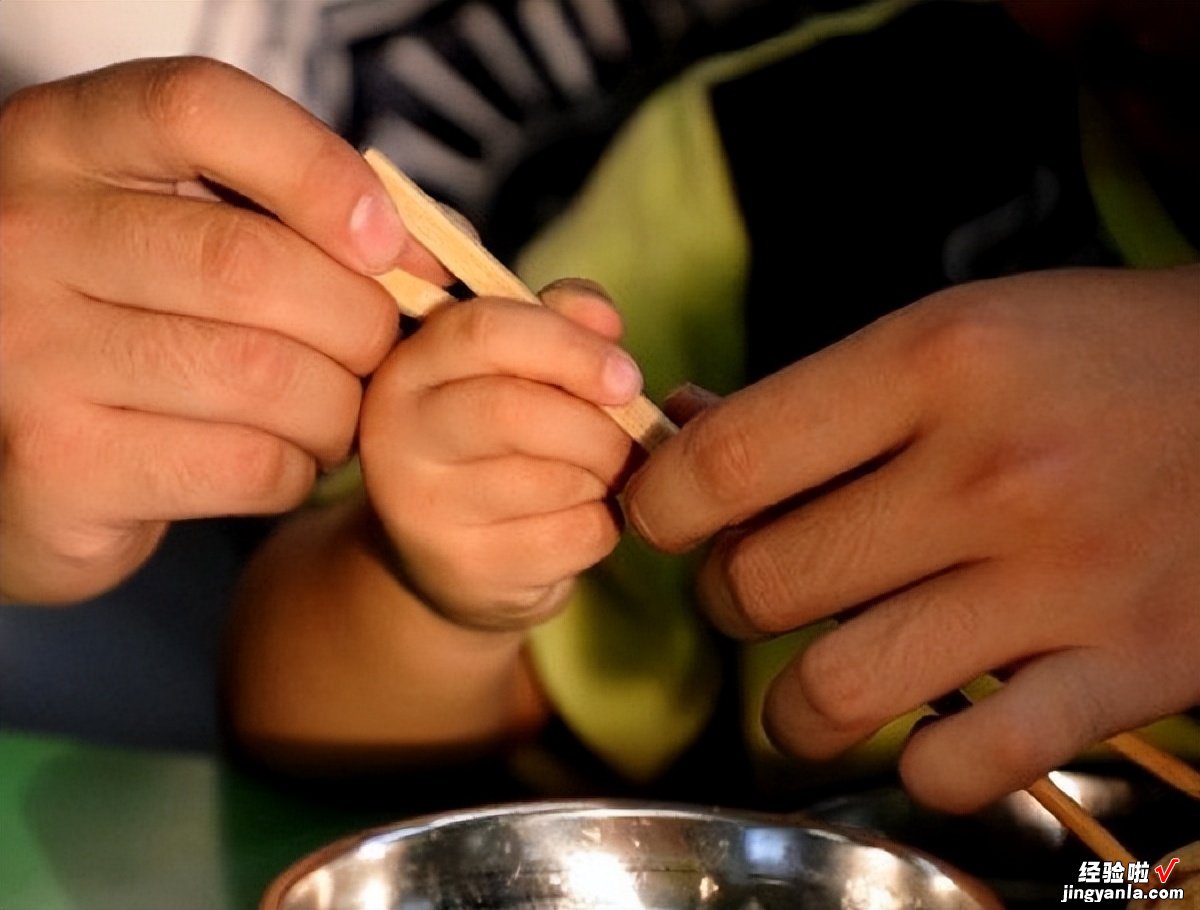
365;148;676;451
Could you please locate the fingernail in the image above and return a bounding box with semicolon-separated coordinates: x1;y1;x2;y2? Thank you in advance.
663;382;721;425
623;489;657;547
696;548;748;636
539;277;613;305
623;471;699;553
602;351;642;401
350;192;408;273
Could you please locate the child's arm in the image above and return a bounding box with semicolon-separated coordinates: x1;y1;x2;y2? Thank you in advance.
224;281;640;770
224;491;553;770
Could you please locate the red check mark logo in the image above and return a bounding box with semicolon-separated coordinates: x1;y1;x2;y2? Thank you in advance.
1155;857;1180;883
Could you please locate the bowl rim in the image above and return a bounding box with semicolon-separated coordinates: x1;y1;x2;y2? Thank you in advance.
259;798;1004;910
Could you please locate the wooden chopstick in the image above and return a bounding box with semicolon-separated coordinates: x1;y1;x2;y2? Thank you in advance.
1062;728;1200;862
935;685;1134;862
966;674;1200;802
1025;777;1136;866
373;265;456;318
1105;731;1200;800
947;680;1198;862
364;148;678;453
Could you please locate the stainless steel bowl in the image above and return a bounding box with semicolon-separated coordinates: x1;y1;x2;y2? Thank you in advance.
261;800;1002;909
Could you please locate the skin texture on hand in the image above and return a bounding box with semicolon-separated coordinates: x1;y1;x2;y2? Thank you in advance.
359;281;640;630
225;281;638;767
625;265;1200;813
0;57;449;604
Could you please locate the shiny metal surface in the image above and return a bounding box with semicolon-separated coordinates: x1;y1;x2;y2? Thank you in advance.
262;800;1002;910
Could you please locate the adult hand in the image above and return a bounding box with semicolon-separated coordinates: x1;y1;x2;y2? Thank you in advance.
359;280;638;629
625;265;1200;812
0;57;448;604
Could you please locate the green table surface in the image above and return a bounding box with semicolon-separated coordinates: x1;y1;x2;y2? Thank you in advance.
0;728;533;910
2;731;343;909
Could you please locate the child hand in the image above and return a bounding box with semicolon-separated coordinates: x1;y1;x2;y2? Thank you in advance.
359;279;640;629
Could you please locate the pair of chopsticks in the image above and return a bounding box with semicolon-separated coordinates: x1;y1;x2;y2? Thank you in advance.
939;679;1200;865
364;149;1200;861
363;148;678;453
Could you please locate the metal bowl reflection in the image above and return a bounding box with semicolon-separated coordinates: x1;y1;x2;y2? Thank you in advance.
262;801;1002;910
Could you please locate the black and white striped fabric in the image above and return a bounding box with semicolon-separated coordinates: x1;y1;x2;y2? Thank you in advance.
198;0;812;258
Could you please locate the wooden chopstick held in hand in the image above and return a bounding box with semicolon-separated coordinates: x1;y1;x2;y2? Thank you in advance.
364;148;678;453
1106;731;1200;800
949;677;1200;862
965;675;1200;801
1024;777;1136;866
933;684;1138;864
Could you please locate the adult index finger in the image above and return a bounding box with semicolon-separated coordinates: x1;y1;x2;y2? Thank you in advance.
623;313;925;553
26;57;447;281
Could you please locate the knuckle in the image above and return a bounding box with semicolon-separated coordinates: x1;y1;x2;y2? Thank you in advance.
682;409;761;507
0;83;45;137
960;440;1077;533
1041;669;1111;751
292;132;358;205
0;84;55;166
97;309;181;387
718;533;797;634
2;402;89;485
450;299;507;357
0;195;40;264
3;412;56;481
197;210;277;302
140;57;232;144
908;292;1013;385
214;432;313;510
0;411;169;597
212;328;301;402
48;524;164;590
